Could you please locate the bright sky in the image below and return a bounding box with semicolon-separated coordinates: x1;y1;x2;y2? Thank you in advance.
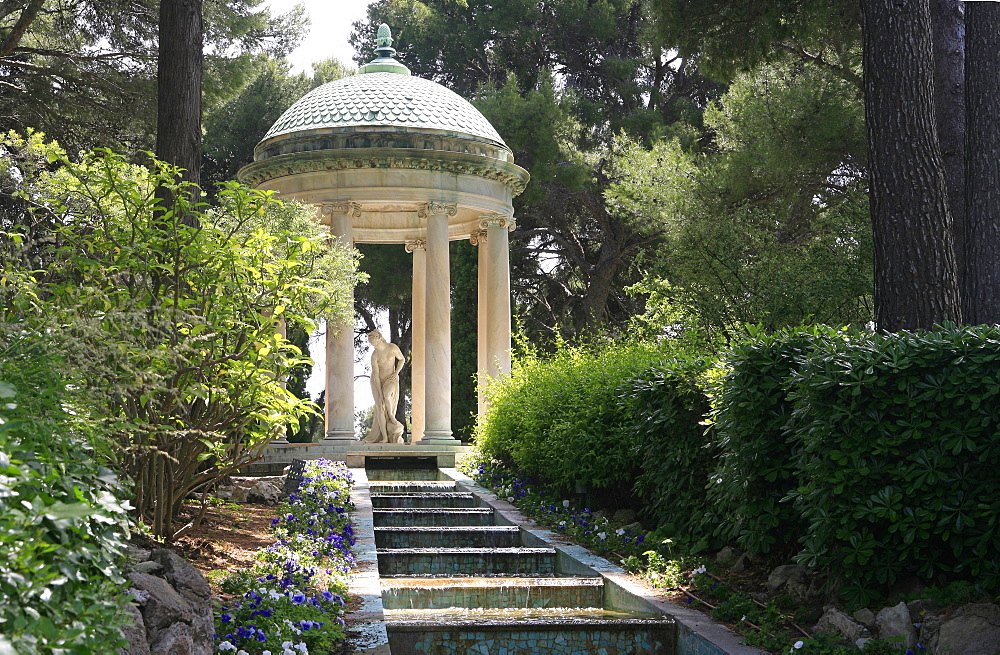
265;0;376;74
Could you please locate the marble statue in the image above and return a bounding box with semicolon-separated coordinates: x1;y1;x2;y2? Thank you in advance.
363;329;406;444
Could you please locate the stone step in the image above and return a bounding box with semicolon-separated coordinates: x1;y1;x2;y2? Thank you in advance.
380;576;605;610
370;492;477;508
377;547;558;577
374;526;520;549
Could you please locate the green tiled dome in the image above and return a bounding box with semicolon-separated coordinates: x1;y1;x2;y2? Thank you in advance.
262;72;507;148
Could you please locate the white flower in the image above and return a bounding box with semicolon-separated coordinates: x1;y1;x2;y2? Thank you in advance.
507;497;514;502
559;521;566;526
282;642;294;649
598;532;607;541
793;641;804;650
295;643;309;653
237;650;249;655
217;642;236;652
615;528;625;536
741;616;746;621
263;652;272;655
562;500;570;507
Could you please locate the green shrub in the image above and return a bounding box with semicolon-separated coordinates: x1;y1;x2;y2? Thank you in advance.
0;330;131;653
789;324;1000;603
476;340;668;493
707;327;846;557
622;355;717;547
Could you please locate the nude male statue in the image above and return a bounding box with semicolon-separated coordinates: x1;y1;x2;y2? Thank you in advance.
363;329;406;444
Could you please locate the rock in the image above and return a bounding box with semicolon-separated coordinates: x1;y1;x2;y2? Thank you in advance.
148;621;194;655
856;638;872;649
118;603;150;655
907;598;939;621
785;568;827;605
229;485;249;503
127;546;151;562
852;608;876;628
612;508;638;525
767;564;808;594
917;611;947;650
930;603;1000;655
132;560;163;575
715;546;738;567
247;480;281;504
731;552;750;574
128;572;193;635
813;607;866;643
213;486;233;501
750;592;770;605
876;601;917;649
621;521;644;534
150;550;213;655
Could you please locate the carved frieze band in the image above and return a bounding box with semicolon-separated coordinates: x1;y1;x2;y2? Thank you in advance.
417;202;458;219
321;202;362;218
404;239;427;253
479;213;516;232
469;229;488;246
242;156;528;196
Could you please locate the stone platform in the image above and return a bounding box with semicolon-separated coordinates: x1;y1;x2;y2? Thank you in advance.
240;441;475;475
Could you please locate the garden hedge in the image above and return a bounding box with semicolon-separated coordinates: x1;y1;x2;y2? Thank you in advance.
788;325;1000;603
0;329;131;652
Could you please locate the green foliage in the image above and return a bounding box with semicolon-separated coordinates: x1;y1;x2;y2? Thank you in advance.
1;132;361;541
621;356;717;547
476;340;669;492
707;327;846;557
788;324;1000;603
609;57;872;339
450;238;478;441
0;331;131;653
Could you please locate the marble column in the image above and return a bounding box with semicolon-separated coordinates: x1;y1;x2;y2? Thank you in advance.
481;214;515;379
470;229;488;416
324;202;361;441
420;202;460;444
405;239;427;443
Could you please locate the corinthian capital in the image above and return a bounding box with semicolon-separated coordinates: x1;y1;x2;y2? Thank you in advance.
404;239;427;253
417;201;458;218
321;202;362;218
479;213;516;231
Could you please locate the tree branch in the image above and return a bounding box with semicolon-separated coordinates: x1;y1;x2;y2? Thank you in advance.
0;0;46;58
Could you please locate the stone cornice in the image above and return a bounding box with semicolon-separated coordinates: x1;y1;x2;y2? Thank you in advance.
237;148;529;197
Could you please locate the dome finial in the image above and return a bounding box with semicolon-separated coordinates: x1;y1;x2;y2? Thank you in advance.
376;23;393;51
359;23;411;75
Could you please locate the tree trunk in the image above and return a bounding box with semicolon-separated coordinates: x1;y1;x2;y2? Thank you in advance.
964;2;1000;325
930;0;967;319
155;0;202;197
861;0;961;331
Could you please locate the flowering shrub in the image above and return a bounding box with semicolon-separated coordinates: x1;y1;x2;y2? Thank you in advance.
215;459;356;655
461;457;655;562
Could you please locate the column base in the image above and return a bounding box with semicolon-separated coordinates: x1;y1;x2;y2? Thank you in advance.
325;430;359;441
418;431;461;445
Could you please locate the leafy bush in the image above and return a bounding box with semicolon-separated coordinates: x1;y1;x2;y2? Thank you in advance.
789;325;1000;603
476;340;669;493
0;330;131;653
621;355;717;547
707;327;845;557
2;132;361;541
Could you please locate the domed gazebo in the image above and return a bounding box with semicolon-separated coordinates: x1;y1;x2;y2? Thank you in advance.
239;25;528;445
